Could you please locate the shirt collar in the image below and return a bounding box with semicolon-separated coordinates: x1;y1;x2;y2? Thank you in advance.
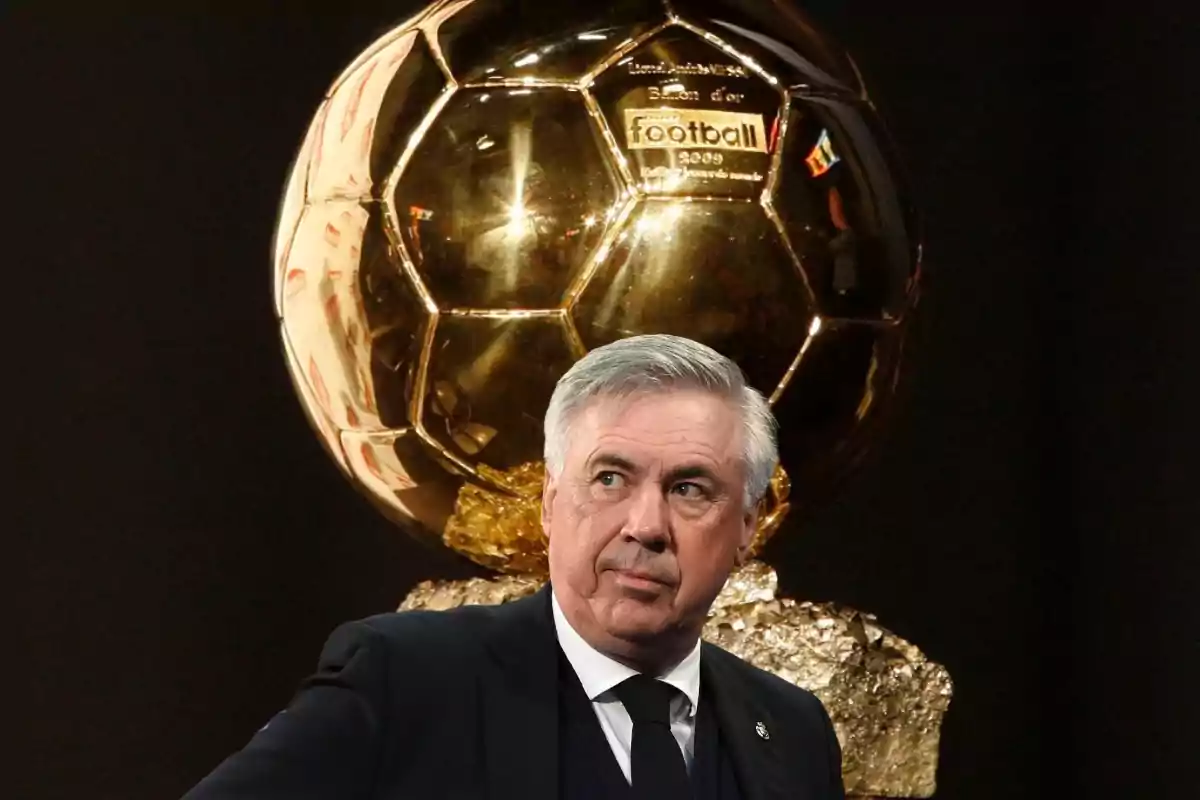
551;590;702;718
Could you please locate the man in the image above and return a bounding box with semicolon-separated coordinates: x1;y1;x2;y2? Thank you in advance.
184;334;844;799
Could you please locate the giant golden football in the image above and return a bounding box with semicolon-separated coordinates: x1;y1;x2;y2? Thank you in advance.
273;0;921;574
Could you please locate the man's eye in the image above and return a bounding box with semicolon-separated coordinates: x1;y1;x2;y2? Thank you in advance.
595;471;624;488
672;482;709;500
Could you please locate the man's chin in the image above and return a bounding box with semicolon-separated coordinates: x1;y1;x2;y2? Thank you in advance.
595;596;677;644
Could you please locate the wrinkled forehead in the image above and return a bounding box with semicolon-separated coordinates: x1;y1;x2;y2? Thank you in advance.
566;388;745;466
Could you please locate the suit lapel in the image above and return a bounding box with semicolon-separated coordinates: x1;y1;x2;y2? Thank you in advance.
481;586;559;800
477;590;815;800
701;643;794;800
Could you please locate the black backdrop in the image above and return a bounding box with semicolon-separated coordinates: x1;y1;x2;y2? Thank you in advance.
6;3;1198;799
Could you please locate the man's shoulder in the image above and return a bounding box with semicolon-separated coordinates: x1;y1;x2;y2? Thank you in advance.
352;597;510;653
358;600;501;640
702;640;828;719
342;592;543;671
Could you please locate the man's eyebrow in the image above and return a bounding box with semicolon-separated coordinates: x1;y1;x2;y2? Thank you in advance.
585;453;639;473
664;464;722;486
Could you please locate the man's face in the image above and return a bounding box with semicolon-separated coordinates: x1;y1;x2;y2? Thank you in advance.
543;388;756;666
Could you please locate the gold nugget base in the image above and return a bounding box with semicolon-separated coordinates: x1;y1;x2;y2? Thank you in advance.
402;560;953;798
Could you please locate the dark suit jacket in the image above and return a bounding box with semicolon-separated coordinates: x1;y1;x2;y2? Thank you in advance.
184;587;844;799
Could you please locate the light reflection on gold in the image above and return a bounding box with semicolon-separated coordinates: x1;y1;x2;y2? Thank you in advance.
392;87;619;311
580;20;673;88
669;4;864;95
279;201;382;433
763;93;793;202
280;319;350;476
856;362;879;420
672;18;782;89
273;100;327;318
418;0;476;70
442;308;562;318
770;327;816;407
327;2;444;95
580;87;635;187
431;1;668;85
309;32;424;202
560;195;638;308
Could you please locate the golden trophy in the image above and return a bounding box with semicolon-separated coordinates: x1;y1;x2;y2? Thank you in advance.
273;1;951;796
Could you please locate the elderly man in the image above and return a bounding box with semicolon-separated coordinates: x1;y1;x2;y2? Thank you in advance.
185;334;844;800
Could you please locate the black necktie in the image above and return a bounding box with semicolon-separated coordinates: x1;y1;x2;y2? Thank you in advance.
612;674;692;799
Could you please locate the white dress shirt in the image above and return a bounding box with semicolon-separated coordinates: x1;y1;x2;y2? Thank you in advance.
551;591;702;784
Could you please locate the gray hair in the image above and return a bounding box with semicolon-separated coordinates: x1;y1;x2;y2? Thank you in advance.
543;334;778;507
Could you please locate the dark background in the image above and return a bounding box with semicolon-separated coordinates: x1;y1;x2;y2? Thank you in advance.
6;3;1198;798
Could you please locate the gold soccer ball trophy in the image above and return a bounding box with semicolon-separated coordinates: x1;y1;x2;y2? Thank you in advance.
273;1;952;796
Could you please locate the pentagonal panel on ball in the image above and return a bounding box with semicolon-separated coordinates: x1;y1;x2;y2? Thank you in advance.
279;200;428;433
391;88;622;310
590;26;782;198
774;93;918;321
428;0;666;84
419;315;577;473
307;30;447;202
571;200;812;396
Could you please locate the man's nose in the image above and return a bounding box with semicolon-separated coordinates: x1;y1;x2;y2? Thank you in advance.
622;483;671;551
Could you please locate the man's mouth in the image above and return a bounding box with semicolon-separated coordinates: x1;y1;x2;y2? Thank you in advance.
610;568;674;592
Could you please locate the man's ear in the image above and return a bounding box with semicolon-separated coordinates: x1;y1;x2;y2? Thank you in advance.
736;506;758;565
541;471;557;538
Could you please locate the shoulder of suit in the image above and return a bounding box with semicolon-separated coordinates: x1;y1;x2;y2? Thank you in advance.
354;599;505;651
339;594;538;670
701;640;827;717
